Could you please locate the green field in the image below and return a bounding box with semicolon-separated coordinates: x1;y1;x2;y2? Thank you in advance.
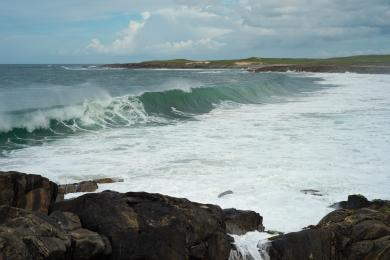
138;55;390;66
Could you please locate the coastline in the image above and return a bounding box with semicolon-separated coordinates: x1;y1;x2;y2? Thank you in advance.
1;171;389;259
102;55;390;74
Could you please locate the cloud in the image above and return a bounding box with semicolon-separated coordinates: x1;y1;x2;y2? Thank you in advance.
87;11;151;54
1;0;390;62
157;38;225;52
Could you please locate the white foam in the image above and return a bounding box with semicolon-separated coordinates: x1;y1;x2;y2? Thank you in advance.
0;95;156;133
1;72;390;259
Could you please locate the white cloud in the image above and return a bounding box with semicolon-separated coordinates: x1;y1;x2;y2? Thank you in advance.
87;11;151;54
60;1;390;59
157;38;225;51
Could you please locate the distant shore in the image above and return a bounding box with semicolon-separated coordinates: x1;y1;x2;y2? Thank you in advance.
102;54;390;74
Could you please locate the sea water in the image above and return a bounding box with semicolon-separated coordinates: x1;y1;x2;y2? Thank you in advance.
1;65;389;259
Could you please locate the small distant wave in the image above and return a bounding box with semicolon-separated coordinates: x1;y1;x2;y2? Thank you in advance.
61;65;125;71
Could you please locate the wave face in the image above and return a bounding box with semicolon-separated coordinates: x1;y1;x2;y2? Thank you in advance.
0;65;325;151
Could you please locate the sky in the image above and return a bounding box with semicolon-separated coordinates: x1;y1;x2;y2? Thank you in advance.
1;0;390;64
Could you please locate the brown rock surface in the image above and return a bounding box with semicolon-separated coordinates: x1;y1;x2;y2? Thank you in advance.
0;171;58;213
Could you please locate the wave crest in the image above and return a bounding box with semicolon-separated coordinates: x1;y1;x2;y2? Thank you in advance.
0;75;321;150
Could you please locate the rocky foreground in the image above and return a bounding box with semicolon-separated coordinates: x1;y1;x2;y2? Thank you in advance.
0;170;389;259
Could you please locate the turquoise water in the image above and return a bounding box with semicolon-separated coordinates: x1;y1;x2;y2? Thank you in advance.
0;65;325;152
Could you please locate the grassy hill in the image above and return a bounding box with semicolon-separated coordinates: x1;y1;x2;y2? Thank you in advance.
104;55;390;70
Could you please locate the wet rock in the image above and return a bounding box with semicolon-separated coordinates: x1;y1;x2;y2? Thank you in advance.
49;211;111;259
223;208;264;235
70;228;111;260
337;194;370;209
218;190;233;198
0;205;71;260
57;178;124;198
93;177;124;184
58;181;98;195
0;171;58;213
49;211;82;231
300;189;323;196
269;195;390;260
51;190;233;260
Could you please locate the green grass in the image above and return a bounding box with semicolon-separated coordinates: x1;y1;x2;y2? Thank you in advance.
136;55;390;67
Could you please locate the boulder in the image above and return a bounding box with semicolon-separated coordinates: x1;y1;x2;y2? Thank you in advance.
268;195;390;260
0;205;110;260
223;208;264;235
49;211;111;259
0;171;58;213
0;205;71;260
51;190;233;260
336;194;370;209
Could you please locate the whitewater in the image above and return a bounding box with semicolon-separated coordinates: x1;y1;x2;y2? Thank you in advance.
1;65;390;259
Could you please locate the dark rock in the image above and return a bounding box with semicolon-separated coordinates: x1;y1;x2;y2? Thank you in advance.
70;228;110;260
268;229;336;259
223;208;264;235
49;211;82;231
300;189;323;196
58;181;98;195
218;190;233;198
343;194;370;209
269;195;390;260
51;190;233;260
0;171;58;213
49;211;111;259
0;205;71;260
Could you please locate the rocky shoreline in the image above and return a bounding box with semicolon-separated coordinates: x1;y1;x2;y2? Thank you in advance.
102;55;390;74
251;64;390;74
1;170;389;259
103;63;390;74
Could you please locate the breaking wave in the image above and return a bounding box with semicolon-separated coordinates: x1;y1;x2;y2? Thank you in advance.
0;75;324;149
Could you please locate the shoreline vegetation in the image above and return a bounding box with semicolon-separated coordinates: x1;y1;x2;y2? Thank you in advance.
1;171;389;259
103;54;390;74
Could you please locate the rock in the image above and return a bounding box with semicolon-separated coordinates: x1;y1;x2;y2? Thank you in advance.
336;194;371;209
0;205;71;260
49;211;111;259
0;205;111;260
0;171;58;213
70;228;111;260
218;190;233;198
269;195;390;260
57;177;124;197
300;189;323;196
51;190;233;260
223;208;264;235
58;181;98;195
93;177;124;184
49;211;82;231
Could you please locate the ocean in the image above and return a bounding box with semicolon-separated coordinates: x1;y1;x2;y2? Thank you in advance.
1;65;390;257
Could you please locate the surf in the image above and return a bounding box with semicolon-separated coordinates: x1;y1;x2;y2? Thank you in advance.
0;74;324;151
